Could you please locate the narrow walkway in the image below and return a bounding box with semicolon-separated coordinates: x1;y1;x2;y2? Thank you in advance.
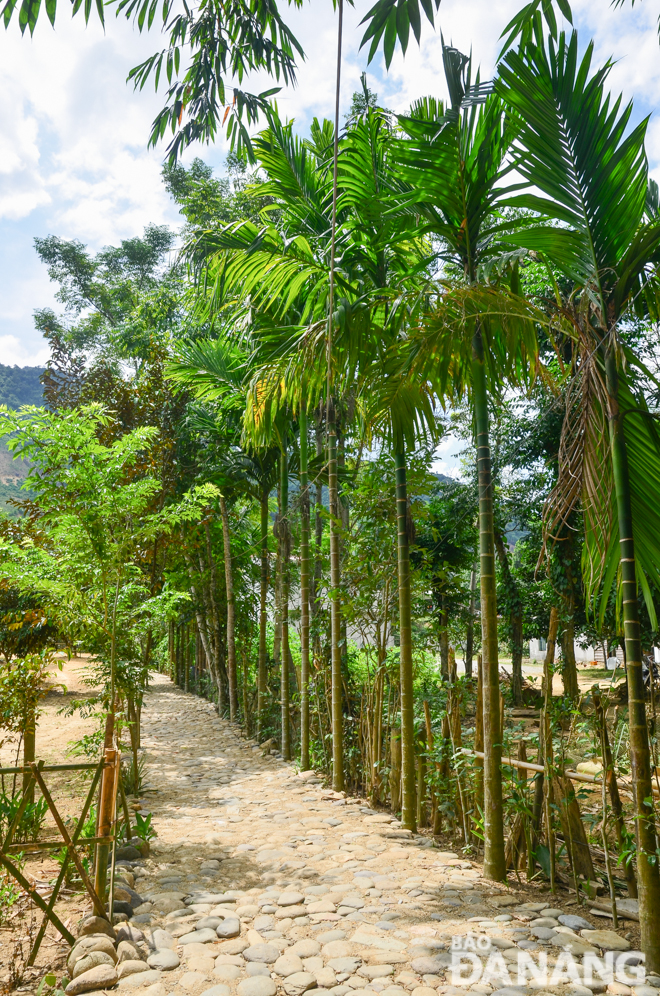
100;675;641;996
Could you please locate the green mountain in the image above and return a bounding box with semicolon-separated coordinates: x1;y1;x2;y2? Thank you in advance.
0;364;44;409
0;364;44;514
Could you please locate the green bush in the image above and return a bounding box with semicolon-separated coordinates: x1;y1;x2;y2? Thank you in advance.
0;791;48;843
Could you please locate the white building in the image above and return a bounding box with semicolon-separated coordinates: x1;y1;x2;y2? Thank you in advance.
528;638;624;664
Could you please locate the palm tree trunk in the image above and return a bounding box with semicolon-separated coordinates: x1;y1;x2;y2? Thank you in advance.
313;413;324;631
325;0;344;793
604;347;660;972
23;707;35;803
300;402;311;770
258;487;269;737
219;495;238;723
560;534;579;700
465;565;476;679
439;595;449;680
561;619;579;700
328;401;344;789
494;527;523;705
472;326;506;881
280;442;291;760
395;449;416;832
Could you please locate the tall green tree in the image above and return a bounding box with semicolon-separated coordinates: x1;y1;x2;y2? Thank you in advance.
395;43;537;879
498;29;660;965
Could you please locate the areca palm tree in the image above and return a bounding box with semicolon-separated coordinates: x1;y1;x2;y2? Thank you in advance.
393;43;529;879
497;30;660;962
361;357;438;829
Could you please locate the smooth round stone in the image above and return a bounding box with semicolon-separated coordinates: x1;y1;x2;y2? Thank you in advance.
517;941;539;950
531;918;560;928
291;941;322;958
318;931;346;943
494;916;513;923
238;978;278;996
217;919;241;938
560;915;593;931
275;954;304;977
147;950;180;971
198;917;223;930
151;929;176;950
214;966;243;982
238;905;260;918
282;971;317;995
72;953;116;980
279;892;305;906
180;928;219;945
244;945;280;964
133;914;153;924
247;965;272;978
117;962;150;980
376;923;399;931
530;927;557;940
201;988;231;996
118;969;162;989
490;989;529;996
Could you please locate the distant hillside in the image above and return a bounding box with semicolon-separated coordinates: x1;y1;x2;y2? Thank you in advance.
0;364;44;498
0;364;45;409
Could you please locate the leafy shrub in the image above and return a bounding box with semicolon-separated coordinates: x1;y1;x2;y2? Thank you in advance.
0;791;48;843
121;753;146;796
133;811;156;842
0;860;22;924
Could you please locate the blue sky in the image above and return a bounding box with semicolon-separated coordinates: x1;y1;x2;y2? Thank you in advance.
1;0;660;372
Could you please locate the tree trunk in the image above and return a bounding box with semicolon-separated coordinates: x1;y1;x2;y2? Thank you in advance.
325;0;344;791
327;400;344;790
219;495;238;723
593;690;637;898
395;449;416;832
338;426;349;669
472;327;505;881
280;442;291;760
561;615;579;700
258;488;269;738
390;728;401;812
474;653;485;821
605;347;660;971
439;595;449;681
273;489;282;668
465;565;476;679
552;773;596;882
300;402;311;770
494;527;523;705
23;706;35;802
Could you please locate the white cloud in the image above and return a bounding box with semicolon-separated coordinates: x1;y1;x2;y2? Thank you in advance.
0;335;50;367
1;0;660;366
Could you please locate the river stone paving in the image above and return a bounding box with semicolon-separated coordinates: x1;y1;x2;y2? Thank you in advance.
105;675;644;996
